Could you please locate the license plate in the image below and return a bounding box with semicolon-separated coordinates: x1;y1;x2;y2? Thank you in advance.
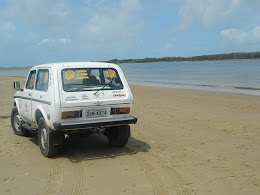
86;109;107;117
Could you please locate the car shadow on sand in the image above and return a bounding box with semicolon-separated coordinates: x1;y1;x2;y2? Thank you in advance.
29;133;150;162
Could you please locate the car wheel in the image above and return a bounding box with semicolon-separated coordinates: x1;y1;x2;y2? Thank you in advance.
11;107;30;136
38;117;63;157
107;125;130;147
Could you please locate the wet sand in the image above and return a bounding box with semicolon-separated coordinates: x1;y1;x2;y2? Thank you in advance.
0;76;260;195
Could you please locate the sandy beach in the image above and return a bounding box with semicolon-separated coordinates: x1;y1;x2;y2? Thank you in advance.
0;76;259;195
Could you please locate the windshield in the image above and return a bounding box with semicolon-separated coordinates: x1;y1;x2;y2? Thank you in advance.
61;68;123;92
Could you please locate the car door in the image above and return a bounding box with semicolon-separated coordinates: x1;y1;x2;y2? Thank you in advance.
31;69;51;123
21;69;36;123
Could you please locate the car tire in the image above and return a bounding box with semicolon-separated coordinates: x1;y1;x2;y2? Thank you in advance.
38;117;64;157
107;125;130;147
11;107;30;136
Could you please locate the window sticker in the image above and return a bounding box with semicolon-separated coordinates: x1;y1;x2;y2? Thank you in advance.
113;94;126;97
75;70;89;79
65;96;78;101
81;94;89;100
106;69;116;78
65;70;76;80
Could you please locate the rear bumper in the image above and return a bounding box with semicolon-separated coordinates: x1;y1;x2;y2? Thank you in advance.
53;117;137;131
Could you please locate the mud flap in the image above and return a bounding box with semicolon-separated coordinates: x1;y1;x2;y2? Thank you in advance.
51;131;64;146
118;125;131;138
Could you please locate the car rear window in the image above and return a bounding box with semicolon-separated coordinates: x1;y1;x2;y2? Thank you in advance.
61;68;123;92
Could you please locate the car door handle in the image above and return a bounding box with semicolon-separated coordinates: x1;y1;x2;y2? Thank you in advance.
29;93;32;96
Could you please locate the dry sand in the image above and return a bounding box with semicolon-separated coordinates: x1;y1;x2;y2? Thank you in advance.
0;76;259;195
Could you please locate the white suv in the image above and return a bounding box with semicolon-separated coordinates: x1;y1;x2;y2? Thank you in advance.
11;62;137;157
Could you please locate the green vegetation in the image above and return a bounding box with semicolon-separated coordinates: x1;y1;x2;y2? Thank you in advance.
106;52;260;64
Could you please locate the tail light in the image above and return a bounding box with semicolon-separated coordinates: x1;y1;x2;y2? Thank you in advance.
62;111;82;119
111;107;130;115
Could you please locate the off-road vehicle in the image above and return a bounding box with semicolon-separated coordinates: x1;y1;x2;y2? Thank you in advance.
11;62;137;157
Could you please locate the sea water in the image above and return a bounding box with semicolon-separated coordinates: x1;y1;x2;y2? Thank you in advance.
119;60;260;96
0;60;260;96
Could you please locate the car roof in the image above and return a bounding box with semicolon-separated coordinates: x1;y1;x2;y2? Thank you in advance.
32;62;119;69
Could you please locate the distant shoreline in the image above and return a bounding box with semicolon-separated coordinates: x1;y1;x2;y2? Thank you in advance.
116;58;260;65
106;51;260;64
1;52;260;67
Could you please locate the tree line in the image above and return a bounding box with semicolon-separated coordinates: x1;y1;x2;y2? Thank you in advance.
106;52;260;64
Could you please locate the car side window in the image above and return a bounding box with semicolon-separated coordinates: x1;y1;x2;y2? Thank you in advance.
35;69;49;92
26;70;36;89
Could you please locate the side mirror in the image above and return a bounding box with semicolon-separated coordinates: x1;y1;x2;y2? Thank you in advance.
14;81;20;90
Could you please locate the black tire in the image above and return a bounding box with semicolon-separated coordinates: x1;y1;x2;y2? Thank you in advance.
107;125;130;147
38;118;64;157
11;107;30;136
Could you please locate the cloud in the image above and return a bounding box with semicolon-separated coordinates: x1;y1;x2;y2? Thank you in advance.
49;3;68;17
3;22;16;31
39;36;72;46
220;26;260;51
0;22;16;40
0;1;18;41
58;37;72;45
80;0;142;43
175;0;245;31
39;39;51;46
23;0;70;35
0;0;145;64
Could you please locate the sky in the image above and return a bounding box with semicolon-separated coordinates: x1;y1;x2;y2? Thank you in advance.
0;0;260;66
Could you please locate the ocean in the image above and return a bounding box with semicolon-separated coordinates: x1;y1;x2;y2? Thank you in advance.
0;60;260;96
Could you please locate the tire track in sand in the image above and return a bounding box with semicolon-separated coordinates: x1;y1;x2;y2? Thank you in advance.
127;144;192;195
67;150;87;195
127;144;168;195
42;159;64;195
42;150;87;195
152;154;192;195
132;128;195;195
